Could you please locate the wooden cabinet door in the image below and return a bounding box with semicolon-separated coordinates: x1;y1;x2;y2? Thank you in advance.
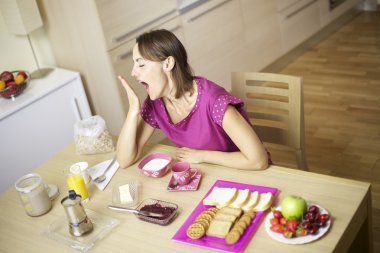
278;0;321;52
181;0;245;91
95;0;178;50
240;0;282;71
319;0;361;27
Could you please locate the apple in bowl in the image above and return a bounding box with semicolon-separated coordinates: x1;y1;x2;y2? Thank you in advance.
281;195;307;220
0;70;30;99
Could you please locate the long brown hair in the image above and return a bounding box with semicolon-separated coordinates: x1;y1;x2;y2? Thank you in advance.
136;29;194;98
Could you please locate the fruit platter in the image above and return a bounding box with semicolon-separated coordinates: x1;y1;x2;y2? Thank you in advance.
0;70;30;99
265;195;332;244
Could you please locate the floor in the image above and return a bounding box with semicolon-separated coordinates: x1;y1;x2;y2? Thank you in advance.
266;7;380;252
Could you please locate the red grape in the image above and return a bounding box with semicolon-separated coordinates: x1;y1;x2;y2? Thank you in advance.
308;205;319;214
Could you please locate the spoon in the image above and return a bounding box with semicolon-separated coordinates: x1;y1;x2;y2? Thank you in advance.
93;157;116;183
169;180;178;189
108;205;164;218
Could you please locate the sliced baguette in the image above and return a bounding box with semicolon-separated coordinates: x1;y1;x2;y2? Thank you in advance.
252;192;274;211
203;187;237;207
229;189;251;208
242;191;260;211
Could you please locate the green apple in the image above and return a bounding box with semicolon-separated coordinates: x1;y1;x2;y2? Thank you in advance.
281;195;307;220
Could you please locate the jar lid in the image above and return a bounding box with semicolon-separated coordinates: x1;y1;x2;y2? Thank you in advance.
70;162;88;173
14;173;42;193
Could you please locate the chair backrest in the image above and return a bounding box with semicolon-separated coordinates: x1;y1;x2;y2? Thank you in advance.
231;72;307;169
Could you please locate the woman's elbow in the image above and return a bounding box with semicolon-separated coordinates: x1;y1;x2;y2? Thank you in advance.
116;154;136;169
255;158;269;170
246;155;269;170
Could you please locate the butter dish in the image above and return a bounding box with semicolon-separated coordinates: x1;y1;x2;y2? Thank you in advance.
88;158;119;191
112;180;139;207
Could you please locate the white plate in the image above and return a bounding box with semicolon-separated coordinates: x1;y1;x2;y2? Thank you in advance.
265;204;331;244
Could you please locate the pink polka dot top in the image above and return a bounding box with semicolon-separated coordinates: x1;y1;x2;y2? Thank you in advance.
140;76;251;152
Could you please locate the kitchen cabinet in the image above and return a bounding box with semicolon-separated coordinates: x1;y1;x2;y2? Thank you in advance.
95;0;178;51
240;0;282;71
181;0;246;91
319;0;362;27
0;68;92;192
277;0;322;53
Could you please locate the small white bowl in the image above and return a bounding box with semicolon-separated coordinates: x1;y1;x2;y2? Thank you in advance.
138;153;172;178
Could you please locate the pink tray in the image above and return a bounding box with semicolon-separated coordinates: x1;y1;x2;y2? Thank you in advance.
172;180;279;253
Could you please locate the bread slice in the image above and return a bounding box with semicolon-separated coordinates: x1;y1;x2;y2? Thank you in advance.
241;191;260;211
228;189;250;208
252;192;274;211
206;219;233;238
203;187;237;207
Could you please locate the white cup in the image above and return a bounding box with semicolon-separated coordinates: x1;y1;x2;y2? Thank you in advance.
70;162;90;184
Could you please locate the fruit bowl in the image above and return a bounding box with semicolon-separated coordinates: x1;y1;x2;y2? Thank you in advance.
0;71;30;99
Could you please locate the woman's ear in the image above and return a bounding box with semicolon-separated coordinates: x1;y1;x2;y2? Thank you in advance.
163;56;175;72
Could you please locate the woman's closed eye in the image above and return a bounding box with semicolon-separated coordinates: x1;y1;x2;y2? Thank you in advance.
136;58;145;67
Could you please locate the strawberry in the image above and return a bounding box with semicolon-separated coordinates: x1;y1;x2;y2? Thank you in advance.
270;224;284;233
272;210;283;219
279;217;287;225
296;228;308;237
283;229;294;238
286;219;298;233
270;217;279;226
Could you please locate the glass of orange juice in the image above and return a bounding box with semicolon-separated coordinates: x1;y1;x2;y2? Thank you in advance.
67;173;89;202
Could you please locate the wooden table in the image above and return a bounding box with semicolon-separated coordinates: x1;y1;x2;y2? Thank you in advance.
0;143;373;253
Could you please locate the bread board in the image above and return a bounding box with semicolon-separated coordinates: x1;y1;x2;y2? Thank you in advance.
172;180;279;253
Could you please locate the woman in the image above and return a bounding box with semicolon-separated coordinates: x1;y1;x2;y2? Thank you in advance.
117;29;269;170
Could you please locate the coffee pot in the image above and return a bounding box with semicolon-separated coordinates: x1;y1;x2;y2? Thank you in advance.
61;190;93;236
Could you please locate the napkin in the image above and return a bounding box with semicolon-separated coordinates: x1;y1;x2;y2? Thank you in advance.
88;158;119;191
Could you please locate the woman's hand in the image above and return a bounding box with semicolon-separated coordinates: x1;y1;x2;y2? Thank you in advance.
118;76;140;113
175;147;204;164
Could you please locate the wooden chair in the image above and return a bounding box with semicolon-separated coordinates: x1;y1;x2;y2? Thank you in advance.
231;72;308;170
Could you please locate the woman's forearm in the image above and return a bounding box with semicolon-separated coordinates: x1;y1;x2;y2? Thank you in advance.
201;149;268;170
175;146;268;170
116;110;140;169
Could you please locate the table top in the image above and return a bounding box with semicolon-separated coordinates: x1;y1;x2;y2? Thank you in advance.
0;143;371;253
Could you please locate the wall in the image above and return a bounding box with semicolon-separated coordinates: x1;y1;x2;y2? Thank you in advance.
0;11;55;73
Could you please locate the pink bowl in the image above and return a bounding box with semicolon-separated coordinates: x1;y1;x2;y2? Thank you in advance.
138;153;172;178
